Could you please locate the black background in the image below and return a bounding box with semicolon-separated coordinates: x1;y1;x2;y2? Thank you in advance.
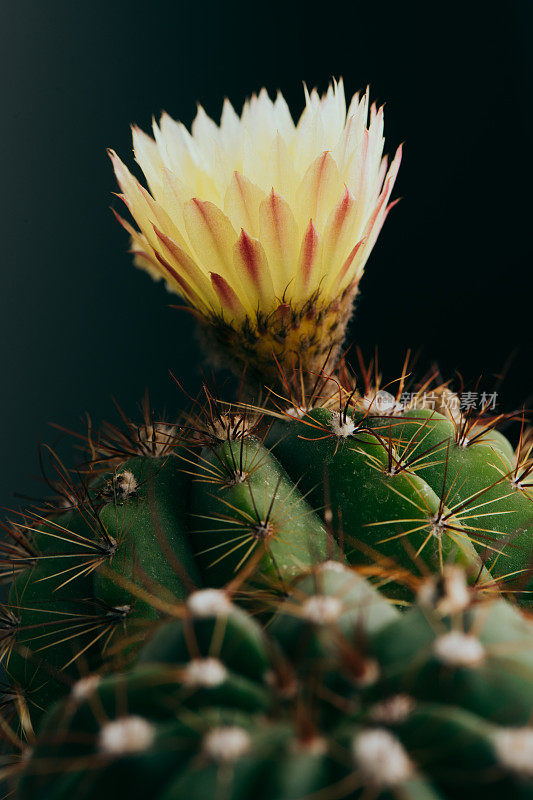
1;0;532;512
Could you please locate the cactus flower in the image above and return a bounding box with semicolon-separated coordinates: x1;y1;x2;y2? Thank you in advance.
110;80;401;381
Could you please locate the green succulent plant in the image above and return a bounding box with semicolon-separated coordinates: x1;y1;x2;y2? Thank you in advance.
2;79;533;800
16;564;533;800
2;376;532;739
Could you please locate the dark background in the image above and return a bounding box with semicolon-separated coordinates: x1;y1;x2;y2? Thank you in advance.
1;0;532;512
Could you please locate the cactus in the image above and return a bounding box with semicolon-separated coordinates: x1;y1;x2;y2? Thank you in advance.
266;391;533;593
2;79;533;798
2;376;532;740
14;565;533;799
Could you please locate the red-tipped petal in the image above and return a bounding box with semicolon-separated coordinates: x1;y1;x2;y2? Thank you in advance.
298;220;319;288
259;189;299;292
321;185;356;265
112;207;135;235
236;229;262;286
331;186;355;238
153;225;199;282
298;150;342;230
153;251;200;304
185;198;237;276
210;273;245;316
152;224;217;309
233;229;276;309
335;237;367;286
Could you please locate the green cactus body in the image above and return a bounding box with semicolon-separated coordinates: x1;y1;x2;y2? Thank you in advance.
5;453;200;728
393;704;533;800
267;408;484;588
94;455;201;612
372;594;533;725
369;409;533;578
189;436;329;586
17;565;533;800
138;588;270;681
6;512;101;719
4;397;532;736
269;560;399;668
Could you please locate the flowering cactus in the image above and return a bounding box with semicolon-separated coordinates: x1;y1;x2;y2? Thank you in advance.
2;82;533;800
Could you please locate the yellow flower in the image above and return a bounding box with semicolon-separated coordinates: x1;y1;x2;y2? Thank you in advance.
111;80;401;382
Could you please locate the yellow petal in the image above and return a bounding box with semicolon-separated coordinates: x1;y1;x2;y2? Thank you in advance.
233;229;276;312
152;224;217;308
183;198;238;279
321;187;359;291
293;220;320;302
223;171;265;238
210;272;246;319
132;125;166;196
296;151;343;232
259;190;299;298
